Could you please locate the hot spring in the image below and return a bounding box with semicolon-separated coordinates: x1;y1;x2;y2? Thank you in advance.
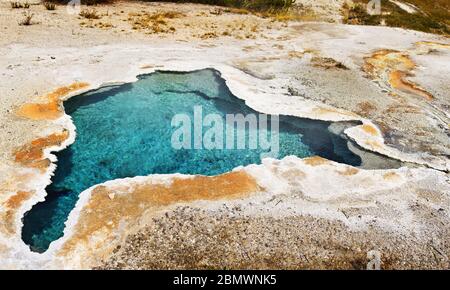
22;69;362;252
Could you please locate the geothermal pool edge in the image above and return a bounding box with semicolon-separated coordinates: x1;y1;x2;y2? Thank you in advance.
3;60;449;269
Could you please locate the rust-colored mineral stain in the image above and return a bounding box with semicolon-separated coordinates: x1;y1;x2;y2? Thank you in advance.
140;64;163;69
364;140;383;150
303;156;330;166
383;171;400;181
2;191;33;235
361;124;379;136
5;191;33;209
388;71;433;101
337;167;359;176
58;171;260;257
312;106;359;118
363;49;433;101
17;102;62;120
14;130;69;170
16;82;89;120
287;50;306;59
311;56;348;70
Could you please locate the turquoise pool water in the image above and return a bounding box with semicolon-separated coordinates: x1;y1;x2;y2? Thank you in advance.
22;69;361;252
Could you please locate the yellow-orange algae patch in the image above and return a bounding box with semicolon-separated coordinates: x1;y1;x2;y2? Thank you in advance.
14;130;69;170
363;49;415;75
361;124;379;136
303;156;329;166
58;171;260;258
16;82;89;120
415;41;450;50
1;191;33;235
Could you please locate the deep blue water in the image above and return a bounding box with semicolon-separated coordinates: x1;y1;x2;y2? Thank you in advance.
22;69;361;253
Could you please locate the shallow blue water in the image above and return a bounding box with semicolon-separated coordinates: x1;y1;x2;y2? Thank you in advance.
22;69;361;252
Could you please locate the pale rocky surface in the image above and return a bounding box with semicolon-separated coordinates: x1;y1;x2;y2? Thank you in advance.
0;1;449;269
59;157;450;270
99;208;449;270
